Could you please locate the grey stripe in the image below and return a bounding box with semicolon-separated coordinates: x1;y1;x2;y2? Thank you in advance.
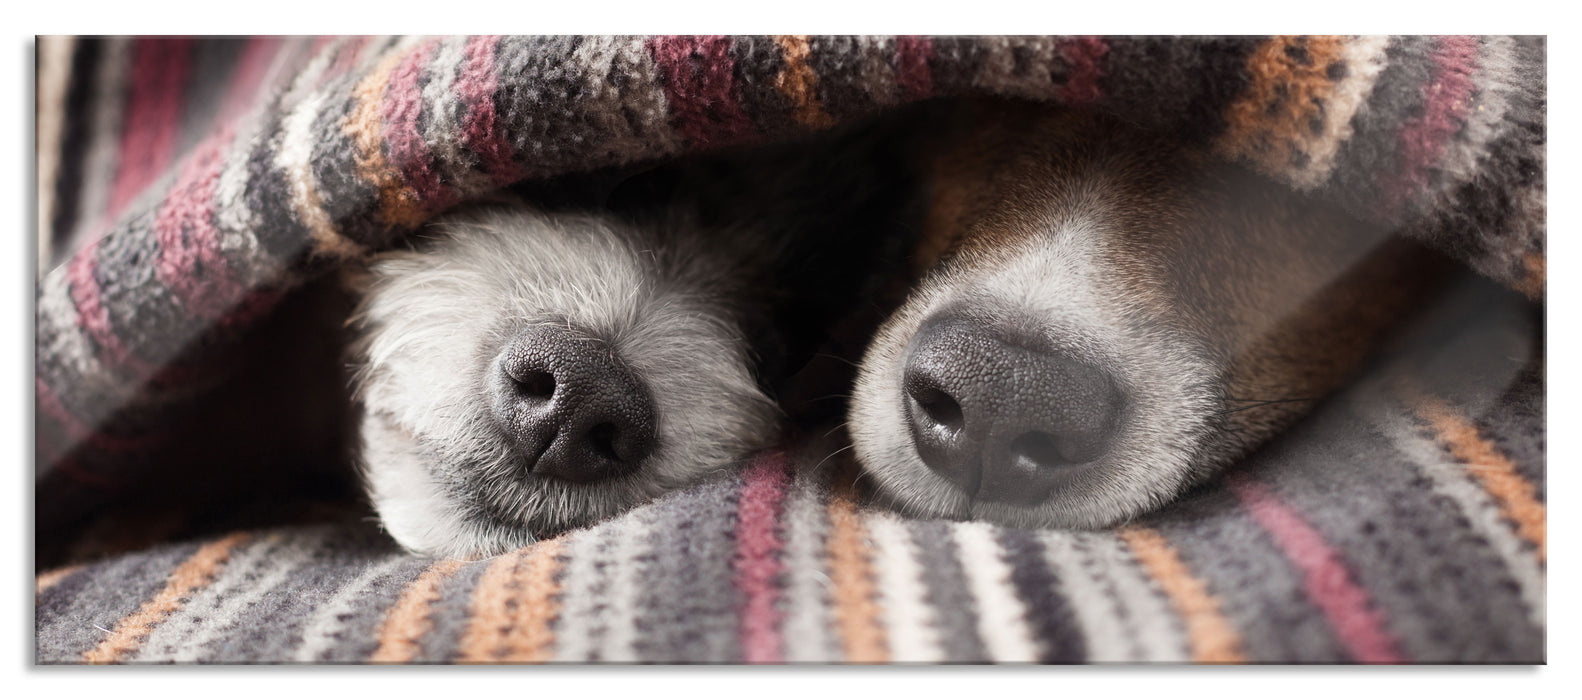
1321;35;1436;222
419;36;492;198
1082;531;1188;662
177;39;246;158
413;556;492;663
34;540;202;663
241;527;408;662
1254;380;1543;662
133;528;331;662
1377;402;1546;632
1037;531;1137;662
631;477;743;663
909;519;986;661
1145;487;1348;662
292;552;419;662
565;35;682;170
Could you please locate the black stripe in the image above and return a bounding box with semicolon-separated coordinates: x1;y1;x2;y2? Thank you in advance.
996;528;1087;662
1101;36;1264;144
47;38;103;266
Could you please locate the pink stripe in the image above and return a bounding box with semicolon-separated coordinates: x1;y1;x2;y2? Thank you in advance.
647;36;756;149
456;35;524;186
1059;36;1109;106
318;35;371;88
893;36;935;101
382;40;456;210
154;132;245;322
1387;36;1480;210
66;242;153;374
219;286;284;329
35;375;163;453
216;36;286;127
733;450;792;664
1231;476;1405;663
107;37;193;218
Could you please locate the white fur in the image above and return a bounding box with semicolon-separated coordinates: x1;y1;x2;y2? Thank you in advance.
354;208;779;558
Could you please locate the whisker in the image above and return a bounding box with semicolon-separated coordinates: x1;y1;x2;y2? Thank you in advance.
812;443;857;472
822;421;851;439
812;353;861;369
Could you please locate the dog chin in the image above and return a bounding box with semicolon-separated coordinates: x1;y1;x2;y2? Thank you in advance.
849;232;1222;530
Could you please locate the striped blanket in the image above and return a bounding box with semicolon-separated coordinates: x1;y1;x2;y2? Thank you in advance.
34;36;1545;663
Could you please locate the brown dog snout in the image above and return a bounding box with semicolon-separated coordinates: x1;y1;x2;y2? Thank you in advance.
901;313;1126;507
488;326;658;484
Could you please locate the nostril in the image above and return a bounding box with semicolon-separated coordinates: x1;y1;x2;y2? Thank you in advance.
510;368;556;400
910;383;964;435
1008;429;1099;472
586;422;622;462
1009;431;1057;472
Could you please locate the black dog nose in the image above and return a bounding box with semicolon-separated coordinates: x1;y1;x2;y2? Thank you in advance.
488;325;657;483
902;314;1125;506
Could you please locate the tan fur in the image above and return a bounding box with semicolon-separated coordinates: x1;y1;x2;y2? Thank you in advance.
849;99;1452;528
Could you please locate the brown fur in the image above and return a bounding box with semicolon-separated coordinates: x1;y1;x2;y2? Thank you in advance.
849;99;1454;527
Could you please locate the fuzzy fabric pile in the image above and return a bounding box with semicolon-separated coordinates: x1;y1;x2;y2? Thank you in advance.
35;35;1545;663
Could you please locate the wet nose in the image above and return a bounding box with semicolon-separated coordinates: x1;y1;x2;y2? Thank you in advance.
901;313;1125;506
488;325;657;483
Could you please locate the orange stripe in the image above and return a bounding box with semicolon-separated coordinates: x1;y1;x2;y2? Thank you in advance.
1216;36;1349;181
1416;394;1547;563
456;546;530;662
825;482;888;663
35;565;83;595
368;558;466;663
498;538;565;662
773;35;837;129
83;532;252;664
1119;527;1246;663
345;47;427;234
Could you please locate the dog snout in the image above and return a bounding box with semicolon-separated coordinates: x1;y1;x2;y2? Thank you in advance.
488;325;658;484
901;314;1125;506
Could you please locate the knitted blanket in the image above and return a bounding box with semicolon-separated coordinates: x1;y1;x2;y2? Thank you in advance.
34;36;1545;664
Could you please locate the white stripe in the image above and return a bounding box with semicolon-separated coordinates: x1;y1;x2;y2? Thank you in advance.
951;521;1039;662
420;36;491;197
550;526;614;662
866;514;943;663
212;123;269;288
595;506;655;662
135;529;328;662
36;36;77;271
36;271;119;409
778;474;839;662
273;89;346;255
291;553;411;662
1037;531;1130;661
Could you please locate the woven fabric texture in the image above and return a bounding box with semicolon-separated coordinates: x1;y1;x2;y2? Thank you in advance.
34;36;1545;664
